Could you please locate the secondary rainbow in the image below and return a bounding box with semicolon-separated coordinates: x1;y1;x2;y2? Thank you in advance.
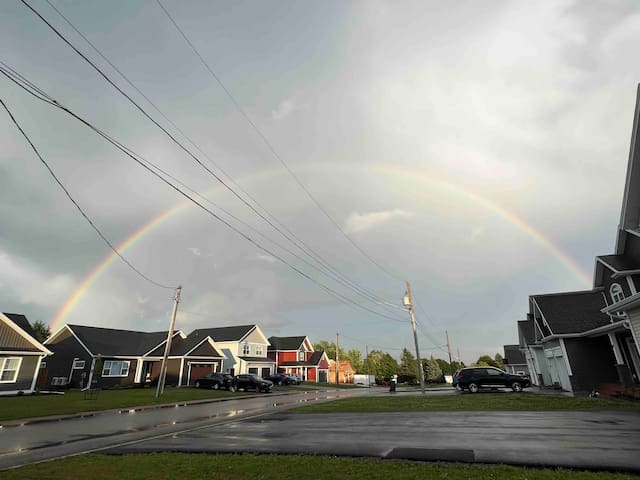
50;163;593;330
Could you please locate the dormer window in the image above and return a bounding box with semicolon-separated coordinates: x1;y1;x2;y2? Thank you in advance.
610;283;625;304
298;350;305;361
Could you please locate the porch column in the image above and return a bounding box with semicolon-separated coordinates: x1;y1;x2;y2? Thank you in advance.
134;358;144;383
608;333;625;364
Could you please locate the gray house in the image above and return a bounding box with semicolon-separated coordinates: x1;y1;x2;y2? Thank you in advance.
502;344;529;377
0;312;51;395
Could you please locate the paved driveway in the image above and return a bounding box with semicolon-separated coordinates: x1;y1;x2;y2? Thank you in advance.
107;409;640;472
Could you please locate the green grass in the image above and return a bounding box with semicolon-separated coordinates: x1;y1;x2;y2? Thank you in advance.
290;393;640;413
0;387;245;422
3;453;637;480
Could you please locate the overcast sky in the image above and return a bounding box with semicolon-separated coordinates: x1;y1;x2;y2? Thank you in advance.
2;0;640;364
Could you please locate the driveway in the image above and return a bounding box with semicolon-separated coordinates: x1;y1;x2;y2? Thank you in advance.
106;409;640;472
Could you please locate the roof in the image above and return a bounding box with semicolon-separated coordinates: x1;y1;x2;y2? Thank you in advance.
189;325;255;343
238;356;275;362
503;344;526;365
518;319;535;346
308;351;325;365
267;336;306;351
68;324;168;356
170;335;224;358
3;313;37;339
1;312;51;354
531;290;610;335
597;254;640;273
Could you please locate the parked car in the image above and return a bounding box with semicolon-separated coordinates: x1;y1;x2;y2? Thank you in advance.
456;366;530;393
194;373;236;391
234;374;273;393
268;373;294;386
452;369;461;389
286;374;302;385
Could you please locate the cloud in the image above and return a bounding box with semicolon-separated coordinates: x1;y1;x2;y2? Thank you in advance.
187;247;202;256
271;98;296;120
249;253;277;263
344;209;414;234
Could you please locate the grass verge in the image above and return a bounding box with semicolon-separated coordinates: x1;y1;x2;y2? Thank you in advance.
290;393;640;413
3;453;637;480
0;387;245;422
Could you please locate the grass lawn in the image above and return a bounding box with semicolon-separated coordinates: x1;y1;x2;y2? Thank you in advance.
0;387;245;422
290;393;640;413
3;453;637;480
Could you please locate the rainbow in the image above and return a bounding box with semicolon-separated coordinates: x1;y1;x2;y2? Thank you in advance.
50;163;593;330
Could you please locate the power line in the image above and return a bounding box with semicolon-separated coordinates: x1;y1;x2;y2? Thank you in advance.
155;0;406;284
0;97;176;290
30;0;404;315
1;66;407;324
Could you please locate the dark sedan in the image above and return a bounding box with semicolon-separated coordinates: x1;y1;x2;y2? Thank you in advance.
235;374;273;393
194;373;236;391
456;366;530;393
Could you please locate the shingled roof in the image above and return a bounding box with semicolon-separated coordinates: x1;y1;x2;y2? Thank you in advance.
503;344;526;365
531;290;610;335
518;319;535;347
188;325;255;343
68;324;169;356
598;254;640;272
267;336;307;351
3;313;37;339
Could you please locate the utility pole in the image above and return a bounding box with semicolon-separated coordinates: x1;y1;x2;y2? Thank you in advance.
156;286;182;398
445;330;453;366
365;344;370;387
403;281;425;394
335;332;340;384
457;348;461;364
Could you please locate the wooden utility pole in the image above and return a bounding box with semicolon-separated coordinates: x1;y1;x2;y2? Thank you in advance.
156;286;181;398
403;281;425;394
445;330;453;366
365;344;370;387
335;332;340;384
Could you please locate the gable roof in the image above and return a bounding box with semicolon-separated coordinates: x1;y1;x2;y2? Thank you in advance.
597;254;640;273
188;325;256;343
0;312;52;354
171;335;224;357
308;351;327;365
503;344;526;365
517;319;535;347
67;324;169;356
267;336;307;351
531;290;610;335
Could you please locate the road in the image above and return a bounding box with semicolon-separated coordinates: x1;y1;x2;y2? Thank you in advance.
0;388;368;470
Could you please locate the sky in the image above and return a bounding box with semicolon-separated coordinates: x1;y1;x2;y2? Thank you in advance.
2;0;640;365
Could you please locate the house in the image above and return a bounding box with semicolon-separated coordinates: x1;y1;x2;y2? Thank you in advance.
502;344;529;377
512;85;640;394
267;336;330;382
328;359;354;384
188;325;275;377
43;324;224;388
0;312;51;395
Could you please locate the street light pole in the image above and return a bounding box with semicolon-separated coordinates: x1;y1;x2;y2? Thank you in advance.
403;281;425;395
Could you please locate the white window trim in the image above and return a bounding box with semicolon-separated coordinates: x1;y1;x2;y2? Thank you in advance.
255;345;264;356
242;343;251;356
102;360;131;377
610;283;625;304
72;359;86;369
0;357;22;383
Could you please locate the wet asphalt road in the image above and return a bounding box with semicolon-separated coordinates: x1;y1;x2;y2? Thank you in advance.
108;409;640;472
2;388;640;472
0;388;367;470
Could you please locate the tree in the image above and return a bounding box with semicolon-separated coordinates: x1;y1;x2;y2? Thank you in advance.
313;341;344;361
435;358;452;376
398;348;418;384
475;354;499;368
31;320;50;343
364;350;398;380
494;353;505;370
343;348;363;373
422;356;443;383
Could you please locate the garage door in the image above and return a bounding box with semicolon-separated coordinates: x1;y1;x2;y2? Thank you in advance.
189;364;216;385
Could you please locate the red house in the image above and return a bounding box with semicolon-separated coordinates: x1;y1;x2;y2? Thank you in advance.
267;336;330;382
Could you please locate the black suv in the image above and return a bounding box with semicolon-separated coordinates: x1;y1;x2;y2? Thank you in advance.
234;374;273;393
456;367;530;393
194;373;236;391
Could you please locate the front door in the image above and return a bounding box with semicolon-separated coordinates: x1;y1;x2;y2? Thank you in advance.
261;367;270;378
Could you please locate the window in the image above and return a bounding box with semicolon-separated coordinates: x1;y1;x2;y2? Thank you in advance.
610;283;625;304
486;368;503;376
40;362;47;369
242;343;250;356
72;359;85;369
298;350;306;361
0;357;21;383
102;360;130;377
255;345;264;356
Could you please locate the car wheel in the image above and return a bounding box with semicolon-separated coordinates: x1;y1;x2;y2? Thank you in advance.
228;385;236;392
511;381;523;393
468;383;479;393
212;382;220;390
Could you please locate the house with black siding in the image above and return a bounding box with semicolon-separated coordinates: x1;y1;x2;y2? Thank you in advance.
44;324;225;388
0;312;51;395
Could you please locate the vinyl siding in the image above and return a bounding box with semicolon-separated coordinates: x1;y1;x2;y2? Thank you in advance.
0;355;39;392
0;322;37;352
